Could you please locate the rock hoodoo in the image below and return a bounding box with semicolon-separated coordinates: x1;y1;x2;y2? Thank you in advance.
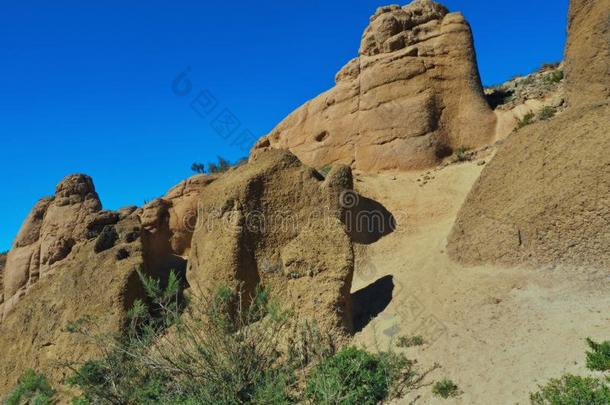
253;0;496;172
447;0;610;268
188;150;356;334
0;173;221;391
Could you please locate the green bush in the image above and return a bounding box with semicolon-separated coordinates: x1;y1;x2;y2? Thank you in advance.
5;369;55;405
530;375;610;405
539;106;557;121
66;269;424;404
586;338;610;371
518;112;536;129
396;335;424;348
318;165;332;177
544;69;564;84
66;270;304;404
432;378;460;398
305;346;416;405
454;146;470;162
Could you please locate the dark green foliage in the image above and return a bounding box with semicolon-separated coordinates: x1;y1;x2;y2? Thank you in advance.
191;162;205;174
543;69;564;85
192;156;245;175
5;369;55;405
539;106;557;121
67;272;299;404
318;165;332;177
432;378;460;398
518;112;536;129
66;270;419;404
454;146;470;162
530;375;610;405
396;335;425;348
305;347;416;405
586;338;610;372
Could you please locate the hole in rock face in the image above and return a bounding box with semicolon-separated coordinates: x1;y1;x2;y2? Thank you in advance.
314;131;329;142
435;145;453;159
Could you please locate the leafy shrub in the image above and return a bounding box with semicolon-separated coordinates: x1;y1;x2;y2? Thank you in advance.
518;112;536;129
191;162;205;174
305;347;416;405
5;369;55;405
396;335;424;348
543;69;564;85
539;106;557;121
191;156;244;175
432;378;460;398
68;272;300;404
454;146;470;162
586;338;610;371
530;375;610;405
318;165;332;177
66;269;423;404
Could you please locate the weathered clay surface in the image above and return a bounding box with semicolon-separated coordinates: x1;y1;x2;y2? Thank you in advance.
1;175;104;320
448;0;610;268
0;173;220;393
188;150;355;335
564;0;610;108
0;215;147;394
253;0;496;172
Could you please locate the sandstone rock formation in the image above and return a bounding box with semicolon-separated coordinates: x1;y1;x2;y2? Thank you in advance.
564;0;610;108
187;150;355;334
0;215;148;394
448;0;610;268
253;0;496;172
0;173;220;391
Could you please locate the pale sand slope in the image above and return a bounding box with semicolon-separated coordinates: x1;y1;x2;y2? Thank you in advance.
350;160;610;404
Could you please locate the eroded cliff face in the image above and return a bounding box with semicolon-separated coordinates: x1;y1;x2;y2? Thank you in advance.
187;150;356;335
0;173;219;392
447;0;610;268
0;152;364;391
564;0;610;108
253;0;496;172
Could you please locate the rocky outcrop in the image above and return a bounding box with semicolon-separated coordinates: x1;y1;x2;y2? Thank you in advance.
564;0;610;108
0;253;5;306
188;150;355;334
0;215;148;394
0;172;221;392
447;0;610;269
1;175;105;320
253;0;496;172
0;173;220;322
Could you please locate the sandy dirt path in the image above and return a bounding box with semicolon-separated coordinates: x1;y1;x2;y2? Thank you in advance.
350;160;610;404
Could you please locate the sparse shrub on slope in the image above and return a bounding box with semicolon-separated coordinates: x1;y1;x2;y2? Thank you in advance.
517;112;536;129
305;346;417;405
4;369;55;405
432;378;460;399
539;106;557;121
586;338;610;372
530;375;610;405
530;337;610;404
65;270;420;404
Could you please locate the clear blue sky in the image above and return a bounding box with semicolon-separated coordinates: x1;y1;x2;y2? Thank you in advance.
0;1;568;251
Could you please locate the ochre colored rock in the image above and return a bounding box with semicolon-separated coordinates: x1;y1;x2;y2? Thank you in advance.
0;216;147;394
1;175;104;320
253;0;496;172
0;172;219;393
564;0;610;108
187;150;355;335
447;0;610;268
